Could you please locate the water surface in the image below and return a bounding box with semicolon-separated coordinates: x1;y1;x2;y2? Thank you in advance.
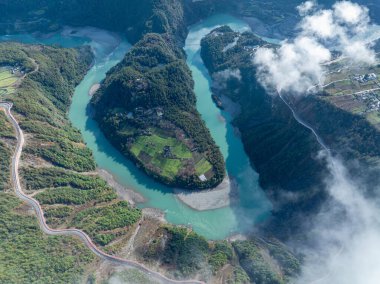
0;15;272;240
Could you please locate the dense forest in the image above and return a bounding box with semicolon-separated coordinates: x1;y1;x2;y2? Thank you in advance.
91;33;225;189
200;26;330;238
0;110;14;191
0;193;94;283
136;224;300;283
0;42;144;283
293;95;380;191
0;1;345;282
0;0;225;43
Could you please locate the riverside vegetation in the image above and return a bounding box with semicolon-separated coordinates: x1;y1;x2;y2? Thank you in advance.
0;42;143;281
200;26;329;238
0;69;93;283
91;33;225;189
0;40;300;283
200;25;380;240
0;1;306;283
138;225;299;283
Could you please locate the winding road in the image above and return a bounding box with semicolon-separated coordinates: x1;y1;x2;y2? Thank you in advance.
278;93;347;284
0;102;204;284
278;93;330;152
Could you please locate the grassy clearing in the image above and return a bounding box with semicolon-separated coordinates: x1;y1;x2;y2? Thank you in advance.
195;158;213;176
151;157;182;177
0;76;18;87
130;130;215;180
0;69;19;97
0;69;18;87
130;131;193;178
367;112;380;124
131;133;192;159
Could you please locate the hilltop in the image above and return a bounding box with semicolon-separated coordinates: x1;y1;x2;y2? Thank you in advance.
91;33;225;189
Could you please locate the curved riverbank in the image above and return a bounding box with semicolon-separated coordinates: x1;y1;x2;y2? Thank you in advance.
1;17;271;240
97;169;146;205
64;21;271;240
89;83;100;96
0;102;204;284
174;177;238;211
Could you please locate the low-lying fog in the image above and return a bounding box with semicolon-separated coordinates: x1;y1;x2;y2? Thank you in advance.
253;1;380;283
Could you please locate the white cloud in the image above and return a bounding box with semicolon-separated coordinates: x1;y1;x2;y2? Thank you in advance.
301;10;336;39
295;154;380;284
333;1;369;25
212;69;241;91
297;0;317;15
251;2;380;283
253;36;331;93
343;40;376;64
253;1;378;94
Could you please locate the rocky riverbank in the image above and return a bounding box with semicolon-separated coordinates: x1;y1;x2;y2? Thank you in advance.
89;83;100;96
174;176;238;211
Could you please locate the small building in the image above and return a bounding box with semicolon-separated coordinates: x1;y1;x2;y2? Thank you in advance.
366;73;377;80
354;73;378;83
198;174;207;182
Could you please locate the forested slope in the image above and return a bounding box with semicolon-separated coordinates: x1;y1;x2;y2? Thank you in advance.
0;43;142;273
0;43;97;282
0;0;221;43
200;26;329;237
91;33;225;189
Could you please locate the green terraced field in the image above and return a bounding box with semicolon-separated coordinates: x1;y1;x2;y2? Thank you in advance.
0;68;19;96
195;158;213;176
129;129;215;180
131;133;192;159
151;157;182;177
130;131;195;178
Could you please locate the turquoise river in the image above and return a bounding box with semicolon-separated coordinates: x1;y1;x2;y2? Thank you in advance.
0;14;272;240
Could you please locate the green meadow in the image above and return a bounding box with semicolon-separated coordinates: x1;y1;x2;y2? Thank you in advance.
130;129;212;180
0;68;19;96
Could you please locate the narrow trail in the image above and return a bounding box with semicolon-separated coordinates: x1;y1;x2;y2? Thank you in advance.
0;102;204;284
125;223;141;257
278;93;330;152
278;92;345;284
